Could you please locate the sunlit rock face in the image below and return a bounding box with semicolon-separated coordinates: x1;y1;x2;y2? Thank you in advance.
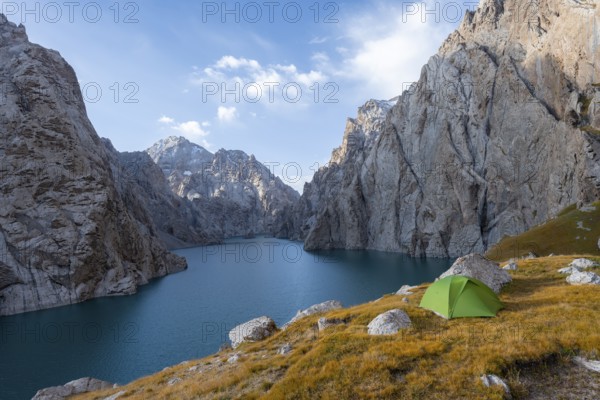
0;16;186;316
295;0;600;257
147;136;300;239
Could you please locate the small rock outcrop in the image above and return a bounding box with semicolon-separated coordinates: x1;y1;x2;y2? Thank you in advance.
317;317;346;331
558;266;581;275
32;377;115;400
277;343;292;355
573;356;600;373
285;300;343;326
294;0;600;257
227;353;242;364
439;254;512;294
502;263;518;271
396;285;417;295
367;309;411;336
569;258;599;269
566;271;600;286
228;316;277;349
480;374;511;397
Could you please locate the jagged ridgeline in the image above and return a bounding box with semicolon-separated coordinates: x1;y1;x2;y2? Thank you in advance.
293;0;600;257
145;136;300;239
0;15;189;316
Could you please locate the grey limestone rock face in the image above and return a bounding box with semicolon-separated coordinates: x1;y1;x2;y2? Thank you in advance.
32;377;115;400
566;270;600;285
228;316;277;349
317;317;346;331
480;374;511;397
367;309;411;335
285;300;343;326
112;146;223;249
0;16;186;316
295;0;600;257
439;254;512;293
146;136;300;239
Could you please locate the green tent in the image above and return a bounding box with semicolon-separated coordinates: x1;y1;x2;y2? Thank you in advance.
419;275;504;319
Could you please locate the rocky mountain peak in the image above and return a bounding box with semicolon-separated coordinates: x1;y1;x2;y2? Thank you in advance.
0;13;28;43
146;137;299;238
331;98;394;164
147;136;214;176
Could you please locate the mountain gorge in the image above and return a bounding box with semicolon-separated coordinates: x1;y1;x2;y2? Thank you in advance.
296;0;600;257
1;0;600;317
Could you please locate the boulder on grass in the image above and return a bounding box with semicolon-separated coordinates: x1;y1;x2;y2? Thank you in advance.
32;377;115;400
569;258;599;269
228;316;277;349
317;317;346;331
566;271;600;286
558;266;581;275
502;262;518;271
573;356;600;372
367;309;411;336
480;374;511;397
439;254;511;294
284;300;342;327
396;285;417;295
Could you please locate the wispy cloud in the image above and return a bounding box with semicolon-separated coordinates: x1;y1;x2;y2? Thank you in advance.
158;115;174;124
190;55;329;107
157;115;211;148
217;106;238;122
333;2;457;99
309;36;328;44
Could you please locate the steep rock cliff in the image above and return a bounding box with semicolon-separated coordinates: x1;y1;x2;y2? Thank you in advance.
300;0;600;257
0;16;186;316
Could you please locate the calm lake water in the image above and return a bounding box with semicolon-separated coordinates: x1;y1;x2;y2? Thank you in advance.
0;238;452;399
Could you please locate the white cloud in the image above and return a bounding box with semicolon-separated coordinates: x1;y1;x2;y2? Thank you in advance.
158;115;174;124
158;115;212;148
336;2;458;99
309;36;328;44
174;120;210;137
190;56;329;107
217;106;238;122
215;56;261;70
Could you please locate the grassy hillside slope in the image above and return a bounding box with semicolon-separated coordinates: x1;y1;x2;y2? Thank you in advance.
487;202;600;261
76;256;600;400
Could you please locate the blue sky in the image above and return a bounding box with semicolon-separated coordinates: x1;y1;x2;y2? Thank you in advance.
5;0;467;190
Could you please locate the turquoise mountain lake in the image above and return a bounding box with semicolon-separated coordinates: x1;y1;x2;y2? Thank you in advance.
0;238;452;399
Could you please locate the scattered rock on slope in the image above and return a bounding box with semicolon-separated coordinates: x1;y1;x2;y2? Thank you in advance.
367;309;411;335
480;374;511;397
566;271;600;286
285;300;343;326
32;377;115;400
229;316;277;349
570;258;599;269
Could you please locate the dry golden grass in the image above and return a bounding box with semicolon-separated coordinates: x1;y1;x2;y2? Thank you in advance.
75;256;600;400
486;202;600;261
